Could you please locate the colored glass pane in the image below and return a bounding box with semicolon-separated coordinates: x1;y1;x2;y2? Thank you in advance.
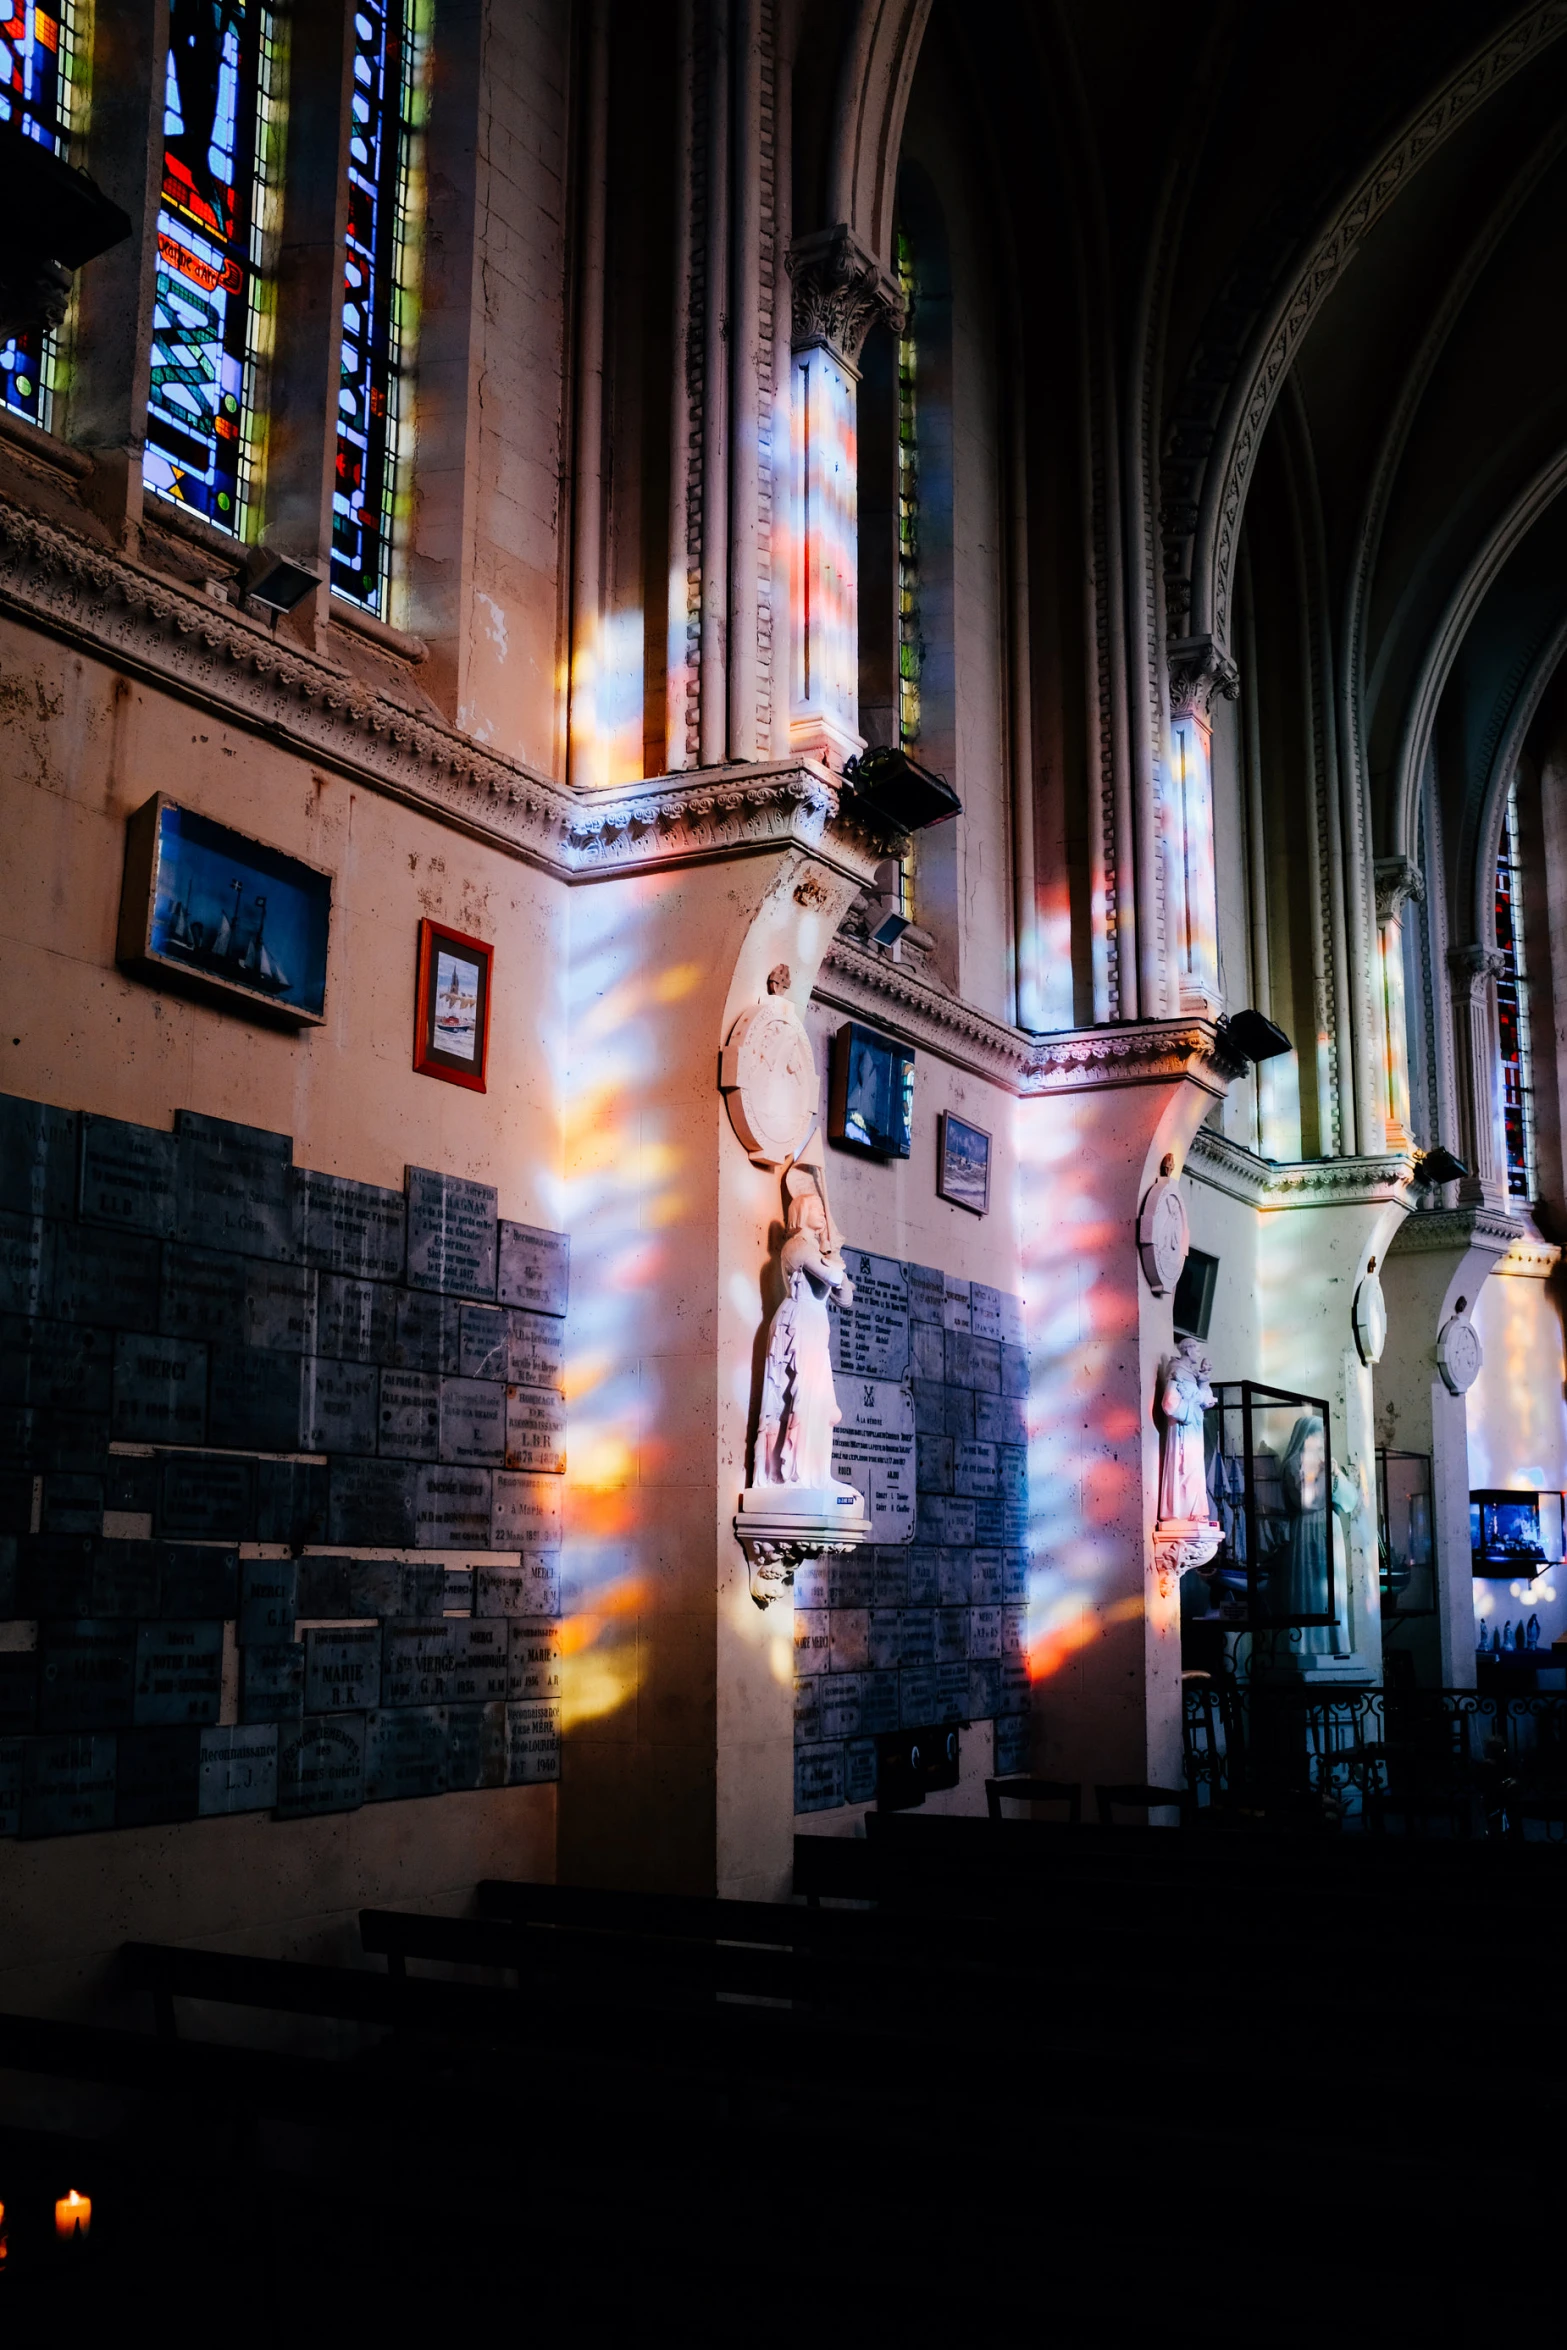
895;224;920;749
0;1;81;429
332;0;422;616
1495;773;1535;1202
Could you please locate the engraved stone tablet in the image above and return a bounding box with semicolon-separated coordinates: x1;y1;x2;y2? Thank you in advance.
364;1703;448;1802
414;1464;492;1547
970;1551;1004;1606
506;1618;561;1701
904;1262;944;1326
241;1639;304;1723
40;1472;103;1534
354;1559;444;1619
18;1533;95;1616
910;1379;944;1437
968;1659;1000;1719
491;1472;561;1552
496;1221;569;1318
1002;1549;1027;1602
0;1732;21;1832
794;1609;829;1675
994;1713;1030;1773
476;1556;560;1617
867;1609;902;1671
298;1169;406;1281
503;1383;565;1474
844;1736;878;1805
0;1094;77;1219
968;1605;1002;1661
1001;1602;1027;1659
387;1288;461;1373
445;1700;506;1791
917;1433;954;1493
934;1610;967;1665
105;1453;157;1517
329;1457;417;1549
830;1373;916;1543
239;1556;298;1646
276;1711;366;1816
38;1621;138;1731
48;1225;160;1331
159;1542;238;1617
899;1607;935;1665
156;1451;255;1541
0;1652;38;1732
459;1304;509;1383
793;1678;820;1744
935;1660;969;1721
158;1246;247;1346
0;1211;46;1317
1;1316;114;1414
80;1116;178;1237
304;1624;380;1713
245;1261;318;1355
915;1493;975;1547
176;1112;299;1263
199;1722;278;1814
998;1658;1030;1716
296;1554;352;1617
973;1494;1004;1545
998;1293;1025;1348
443;1566;474;1613
255;1457;330;1547
976;1392;1026;1448
906;1546;938;1605
301;1357;377;1454
207;1345;305;1453
112;1332;208;1445
830;1251;910;1380
911;1321;946;1383
828;1609;868;1672
91;1539;161;1616
821;1675;862;1740
969;1283;1004;1343
440;1376;505;1466
793;1560;829;1608
1000;1343;1028;1399
377;1367;440;1460
942;1275;971;1333
830;1555;873;1608
955;1441;998;1499
504;1309;565;1391
794;1743;844;1814
452;1618;509;1704
862;1670;900;1735
317;1273;396;1365
21;1730;116;1837
405;1167;497;1300
505;1697;560;1784
937;1549;972;1607
942;1385;975;1442
116;1722;200;1825
381;1619;454;1707
899;1664;937;1725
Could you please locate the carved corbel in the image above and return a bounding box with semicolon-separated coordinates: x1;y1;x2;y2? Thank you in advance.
1167;634;1240;724
1448;941;1507;999
1374;856;1425;924
787;224;905;372
1151;1519;1223;1599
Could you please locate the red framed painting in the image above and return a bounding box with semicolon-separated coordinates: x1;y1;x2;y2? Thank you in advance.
413;918;493;1091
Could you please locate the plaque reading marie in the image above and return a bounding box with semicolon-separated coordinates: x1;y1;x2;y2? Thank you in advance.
405;1167;498;1300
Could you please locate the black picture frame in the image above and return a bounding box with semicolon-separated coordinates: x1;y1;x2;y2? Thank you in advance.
829;1022;915;1158
936;1111;991;1214
116;794;331;1027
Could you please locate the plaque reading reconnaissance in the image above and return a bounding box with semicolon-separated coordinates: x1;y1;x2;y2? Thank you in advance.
405;1167;498;1300
276;1712;366;1816
198;1723;278;1815
497;1222;570;1318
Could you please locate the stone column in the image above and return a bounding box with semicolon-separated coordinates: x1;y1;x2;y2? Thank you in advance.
1166;636;1238;1019
1449;943;1509;1210
785;225;903;774
1375;858;1424;1151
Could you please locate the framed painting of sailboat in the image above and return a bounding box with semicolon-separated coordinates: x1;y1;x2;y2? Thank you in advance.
413;917;492;1091
117;796;332;1027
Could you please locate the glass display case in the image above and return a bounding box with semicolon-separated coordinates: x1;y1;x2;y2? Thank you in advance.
1189;1380;1339;1634
1378;1450;1435;1620
1470;1489;1564;1578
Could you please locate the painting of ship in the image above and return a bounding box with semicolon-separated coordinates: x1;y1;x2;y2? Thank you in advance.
131;798;331;1022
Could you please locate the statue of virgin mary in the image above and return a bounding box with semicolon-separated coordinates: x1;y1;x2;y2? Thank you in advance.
755;1167;860;1498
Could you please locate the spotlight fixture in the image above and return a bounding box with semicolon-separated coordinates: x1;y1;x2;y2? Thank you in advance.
869;856;909;949
245;556;320;615
841;745;962;835
1220;1008;1292;1063
1414;1145;1468;1186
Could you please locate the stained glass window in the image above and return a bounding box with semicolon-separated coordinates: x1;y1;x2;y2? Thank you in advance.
332;0;425;617
1495;772;1535;1202
895;224;920;748
146;0;283;534
0;2;83;430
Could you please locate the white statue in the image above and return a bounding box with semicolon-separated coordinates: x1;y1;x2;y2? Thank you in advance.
755;1166;859;1496
1157;1337;1217;1525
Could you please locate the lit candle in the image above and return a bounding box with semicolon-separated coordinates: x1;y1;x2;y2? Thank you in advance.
54;2190;91;2241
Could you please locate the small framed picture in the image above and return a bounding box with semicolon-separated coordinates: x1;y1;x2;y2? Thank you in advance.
937;1111;991;1214
413;918;493;1091
829;1021;915;1158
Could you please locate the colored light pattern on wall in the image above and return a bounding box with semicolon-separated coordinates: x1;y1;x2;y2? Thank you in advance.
332;0;424;618
0;1;80;431
1495;772;1535;1202
146;0;281;533
895;224;920;752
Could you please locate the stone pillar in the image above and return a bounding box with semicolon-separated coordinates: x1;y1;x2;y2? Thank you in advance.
1379;1208;1519;1685
1374;858;1424;1152
786;226;903;774
1449;944;1509;1210
1017;1023;1240;1793
1166;637;1238;1019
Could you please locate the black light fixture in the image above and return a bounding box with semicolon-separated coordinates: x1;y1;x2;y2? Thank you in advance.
1221;1008;1292;1063
0;122;131;346
868;856;909;949
841;744;962;835
245;556;320;615
1414;1145;1468;1187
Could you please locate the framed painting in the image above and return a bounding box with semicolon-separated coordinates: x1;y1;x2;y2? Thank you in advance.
937;1111;991;1214
413;918;493;1091
829;1021;915;1159
117;795;331;1026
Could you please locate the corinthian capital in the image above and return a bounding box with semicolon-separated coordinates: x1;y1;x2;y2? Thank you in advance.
787;225;904;371
1374;856;1425;923
1167;633;1240;722
1448;941;1507;999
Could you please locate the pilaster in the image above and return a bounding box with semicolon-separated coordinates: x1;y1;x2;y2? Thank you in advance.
1166;635;1238;1020
1448;943;1509;1210
1375;857;1424;1151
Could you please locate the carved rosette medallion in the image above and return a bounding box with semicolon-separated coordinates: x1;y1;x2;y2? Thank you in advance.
719;995;820;1167
1436;1309;1484;1396
1137;1171;1190;1295
1352;1269;1387;1367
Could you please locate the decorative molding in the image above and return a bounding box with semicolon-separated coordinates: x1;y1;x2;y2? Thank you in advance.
787;224;904;370
1187;1127;1415;1211
1167;633;1239;723
1024;1021;1246;1099
1448;941;1508;999
1385;1204;1522;1259
817;935;1035;1082
1374;855;1425;922
1496;1231;1561;1279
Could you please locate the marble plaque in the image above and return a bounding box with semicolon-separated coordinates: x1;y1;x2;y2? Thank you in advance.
207;1345;305;1453
26;1412;110;1476
969;1605;1002;1661
906;1546;938;1605
349;1559;443;1619
916;1433;954;1493
440;1376;505;1466
38;1622;137;1731
504;1309;565;1391
899;1607;935;1666
968;1659;1000;1720
80;1116;178;1237
405;1167;497;1300
452;1618;510;1704
112;1332;208;1446
158;1246;248;1343
198;1722;278;1814
40;1472;103;1534
830;1251;910;1380
18;1533;94;1617
794;1743;844;1814
381;1619;454;1707
496;1221;569;1318
377;1367;440;1460
387;1288;462;1373
157;1451;255;1541
998;1294;1025;1348
937;1548;972;1607
364;1703;448;1802
491;1472;561;1552
0;1317;113;1414
972;1494;1004;1546
0;1211;46;1316
116;1722;200;1825
245;1261;318;1355
916;1493;975;1547
942;1275;971;1333
999;1445;1026;1506
297;1168;406;1281
1001;1603;1028;1660
829;1554;874;1608
867;1610;902;1672
830;1373;916;1543
445;1699;507;1791
458;1304;508;1383
968;1284;1005;1343
794;1609;830;1675
899;1664;937;1726
820;1673;862;1741
994;1714;1030;1772
21;1730;116;1837
241;1639;304;1723
955;1441;998;1499
239;1557;298;1646
105;1453;157;1516
904;1261;945;1326
910;1321;946;1383
861;1671;900;1736
48;1224;160;1331
91;1539;161;1616
442;1565;474;1613
176;1112;299;1262
828;1608;868;1673
0;1094;77;1219
1002;1549;1028;1602
942;1386;975;1442
935;1661;969;1722
0;1732;21;1832
329;1457;417;1548
159;1542;238;1617
1000;1343;1029;1399
414;1464;492;1547
970;1551;1004;1606
476;1556;560;1617
275;1711;366;1816
0;1653;38;1732
506;1618;561;1702
302;1356;377;1455
933;1611;967;1667
976;1392;1026;1448
317;1273;397;1365
254;1457;330;1548
792;1560;828;1608
304;1624;380;1713
910;1379;945;1437
844;1735;878;1805
503;1383;565;1474
793;1677;820;1744
998;1659;1031;1716
505;1697;560;1785
295;1554;352;1617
